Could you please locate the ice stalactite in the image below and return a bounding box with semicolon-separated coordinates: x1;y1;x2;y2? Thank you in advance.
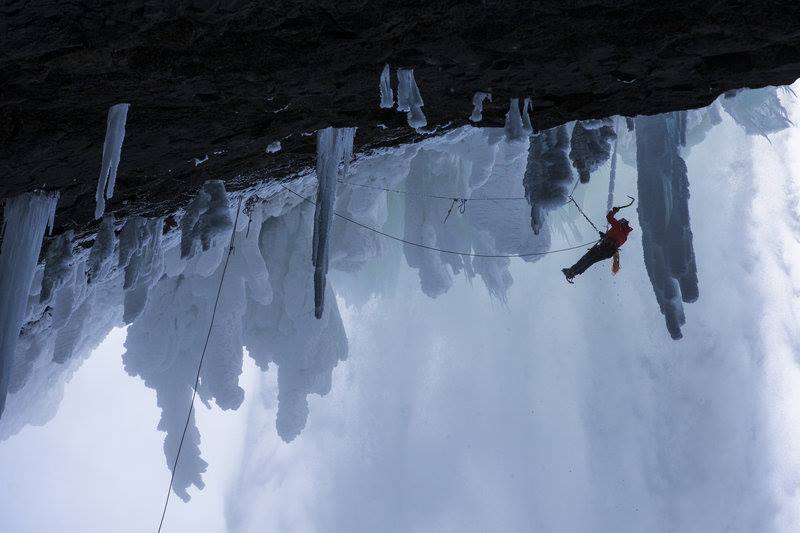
635;112;699;340
313;127;355;319
246;205;348;442
123;274;210;502
379;64;394;109
470;91;492;122
94;103;130;219
0;191;58;418
720;86;793;138
523;125;574;235
569;118;617;183
396;69;427;128
504;98;532;141
121;217;165;324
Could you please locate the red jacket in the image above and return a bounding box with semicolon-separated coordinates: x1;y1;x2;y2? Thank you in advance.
605;211;632;247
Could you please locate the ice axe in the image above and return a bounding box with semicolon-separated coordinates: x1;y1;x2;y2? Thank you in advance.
614;196;635;210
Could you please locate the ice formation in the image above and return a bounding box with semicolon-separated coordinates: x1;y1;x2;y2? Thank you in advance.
401;128;543;301
523;125;574;234
95;103;130;219
313;127;356;319
0;191;58;418
720;86;792;137
470;91;492;122
180;180;233;259
504;98;526;141
396;69;427;128
569;118;617;183
265;141;281;153
635;112;699;339
379;64;394;109
193;155;209;166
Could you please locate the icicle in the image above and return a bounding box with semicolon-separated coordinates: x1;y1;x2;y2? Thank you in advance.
0;191;59;418
313;127;356;319
95;103;130;219
396;69;427;128
379;64;394;109
504;98;526;141
470;91;492;122
522;97;533;134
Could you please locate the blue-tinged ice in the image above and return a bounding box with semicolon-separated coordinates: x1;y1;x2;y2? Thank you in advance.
380;64;394;109
86;215;117;283
39;230;75;305
523;125;574;234
396;69;427;128
180;180;233;259
313;127;356;318
569;118;616;183
635;112;699;340
265;141;281;154
470;91;492;122
504;98;527;141
720;86;792;138
95;103;130;219
0;191;59;418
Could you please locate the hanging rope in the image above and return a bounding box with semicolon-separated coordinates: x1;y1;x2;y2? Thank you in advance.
156;196;243;533
279;183;598;258
567;178;601;235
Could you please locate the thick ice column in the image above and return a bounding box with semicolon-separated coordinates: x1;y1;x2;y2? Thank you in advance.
379;64;394;108
523;125;573;234
313;127;356;319
569;118;616;183
635;112;699;339
0;191;59;418
470;91;492;122
95;103;130;219
396;69;427;128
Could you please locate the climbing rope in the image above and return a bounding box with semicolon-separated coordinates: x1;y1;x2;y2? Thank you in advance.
567;178;601;235
156;196;244;533
279;183;598;258
337;178;528;201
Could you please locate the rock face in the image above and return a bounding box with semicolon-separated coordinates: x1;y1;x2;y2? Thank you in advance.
3;1;800;231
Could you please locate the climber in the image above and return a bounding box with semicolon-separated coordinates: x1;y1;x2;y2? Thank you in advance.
562;207;632;283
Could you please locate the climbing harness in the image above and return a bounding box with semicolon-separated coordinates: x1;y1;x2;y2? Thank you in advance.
157;196;243;533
